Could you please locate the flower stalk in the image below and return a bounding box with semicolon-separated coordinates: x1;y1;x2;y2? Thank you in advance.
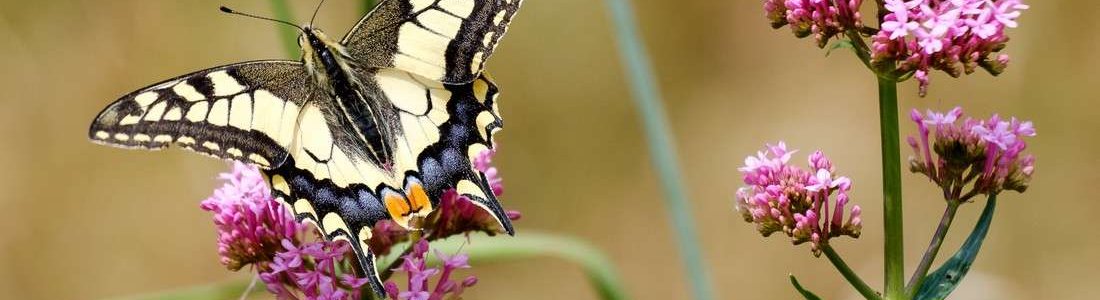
823;245;882;300
906;200;960;296
877;76;905;300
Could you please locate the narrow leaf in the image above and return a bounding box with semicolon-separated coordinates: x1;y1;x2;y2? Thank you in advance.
915;195;998;300
789;274;823;300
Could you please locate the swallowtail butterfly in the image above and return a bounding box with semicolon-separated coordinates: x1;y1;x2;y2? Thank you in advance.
88;0;521;294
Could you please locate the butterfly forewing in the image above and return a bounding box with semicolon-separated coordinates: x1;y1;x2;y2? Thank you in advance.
89;61;314;169
343;0;523;84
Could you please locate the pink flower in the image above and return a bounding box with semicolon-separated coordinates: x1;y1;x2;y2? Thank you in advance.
872;0;1029;96
201;162;368;299
474;144;504;197
384;240;479;300
259;239;370;300
908;107;1036;198
200;162;306;271
735;142;861;256
763;0;864;47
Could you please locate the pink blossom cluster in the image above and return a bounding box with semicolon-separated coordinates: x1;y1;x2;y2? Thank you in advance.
764;0;864;48
908;107;1036;198
872;0;1029;96
200;162;308;271
383;240;479;300
735;142;862;255
201;162;369;299
474;145;504;197
260;239;371;299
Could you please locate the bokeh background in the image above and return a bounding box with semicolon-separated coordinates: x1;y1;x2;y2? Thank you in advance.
2;0;1097;299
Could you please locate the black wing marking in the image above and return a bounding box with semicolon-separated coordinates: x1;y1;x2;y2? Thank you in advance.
89;61;315;169
342;0;524;84
421;73;510;233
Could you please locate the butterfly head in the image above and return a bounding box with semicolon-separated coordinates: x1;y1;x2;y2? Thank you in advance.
299;27;357;89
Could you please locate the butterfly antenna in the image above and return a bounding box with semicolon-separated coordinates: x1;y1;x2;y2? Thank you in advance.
220;6;304;32
309;0;328;27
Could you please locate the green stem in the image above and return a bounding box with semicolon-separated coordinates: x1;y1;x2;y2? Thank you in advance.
877;76;905;300
603;0;714;299
906;200;961;296
843;30;874;72
822;245;883;300
268;0;299;58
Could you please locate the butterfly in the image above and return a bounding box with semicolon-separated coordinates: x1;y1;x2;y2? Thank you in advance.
88;0;522;294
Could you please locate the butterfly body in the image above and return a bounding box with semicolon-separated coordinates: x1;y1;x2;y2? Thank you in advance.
300;27;396;167
88;0;522;295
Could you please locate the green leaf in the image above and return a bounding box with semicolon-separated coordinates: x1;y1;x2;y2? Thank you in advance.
915;195;998;300
380;232;629;300
826;39;855;57
789;274;823;300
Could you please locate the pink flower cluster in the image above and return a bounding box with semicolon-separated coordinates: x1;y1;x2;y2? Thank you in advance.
200;162;369;299
261;239;371;299
474;145;504;197
384;240;479;300
200;162;307;271
872;0;1029;96
735;142;862;255
764;0;864;47
908;107;1035;199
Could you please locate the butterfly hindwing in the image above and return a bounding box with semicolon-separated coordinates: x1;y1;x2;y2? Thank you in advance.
343;0;524;84
371;67;511;231
89;61;314;169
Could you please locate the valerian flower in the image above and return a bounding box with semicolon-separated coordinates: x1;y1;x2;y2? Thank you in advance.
872;0;1029;96
201;162;370;299
764;0;864;47
735;142;862;256
383;240;479;300
908;107;1036;199
200;162;307;271
259;239;371;299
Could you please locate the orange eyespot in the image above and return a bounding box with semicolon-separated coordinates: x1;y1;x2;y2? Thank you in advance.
407;184;433;213
384;193;411;220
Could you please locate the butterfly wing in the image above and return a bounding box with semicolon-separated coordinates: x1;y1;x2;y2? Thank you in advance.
89;60;314;169
342;0;524;84
372;67;510;231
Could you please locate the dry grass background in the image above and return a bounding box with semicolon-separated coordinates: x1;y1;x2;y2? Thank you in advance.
1;0;1097;299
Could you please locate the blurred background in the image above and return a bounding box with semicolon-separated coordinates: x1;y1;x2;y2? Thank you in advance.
1;0;1097;299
